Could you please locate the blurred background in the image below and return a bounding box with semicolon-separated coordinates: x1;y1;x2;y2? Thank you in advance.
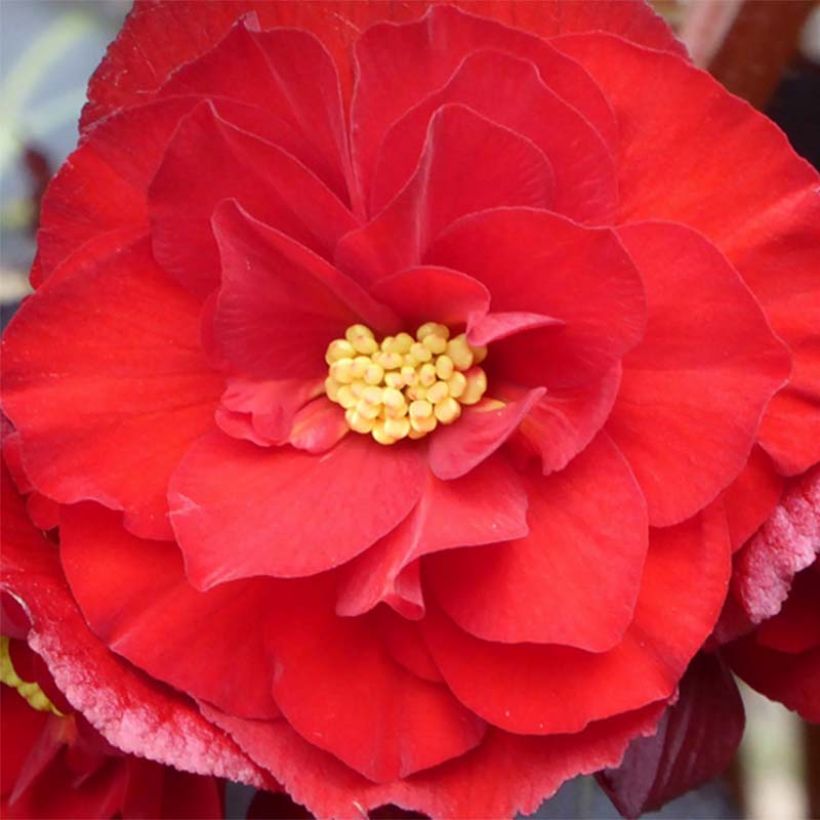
0;1;818;818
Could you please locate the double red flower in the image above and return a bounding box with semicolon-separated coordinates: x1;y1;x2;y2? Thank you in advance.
1;1;818;816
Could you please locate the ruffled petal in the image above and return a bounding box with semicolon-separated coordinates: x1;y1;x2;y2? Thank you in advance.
201;700;665;819
423;503;731;734
519;364;621;474
607;222;789;527
429;434;647;650
149;101;356;298
337;104;554;283
370;266;490;329
263;578;486;783
0;463;271;787
336;454;529;617
60;502;280;719
428;389;545;481
1;241;222;540
211;202;396;381
169;432;427;586
157;19;351;202
427;208;645;388
754;567;820;654
371;50;616;222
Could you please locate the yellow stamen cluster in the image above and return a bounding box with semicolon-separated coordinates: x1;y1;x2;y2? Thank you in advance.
325;322;488;444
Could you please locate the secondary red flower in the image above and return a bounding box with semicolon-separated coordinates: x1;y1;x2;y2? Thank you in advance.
1;603;223;819
1;1;818;816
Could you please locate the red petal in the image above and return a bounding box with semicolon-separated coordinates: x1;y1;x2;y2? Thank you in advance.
337;103;554;283
729;466;820;625
467;311;561;347
217;377;323;447
157;20;351;202
34;98;193;285
428;389;545;481
371;50;616;222
169;432;427;586
554;33;820;473
60;503;280;719
149;101;356;299
211;202;396;381
428;209;645;388
0;463;271;787
607;222;789;527
519;364;621;474
598;653;745;817
423;503;731;734
201;700;665;819
370;266;490;328
755;568;820;654
352;4;617;201
264;579;486;782
336;454;529;617
429;434;647;650
2;241;222;540
287;398;348;455
720;446;784;552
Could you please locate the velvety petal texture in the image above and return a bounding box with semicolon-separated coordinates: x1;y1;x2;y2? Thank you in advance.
2;0;818;817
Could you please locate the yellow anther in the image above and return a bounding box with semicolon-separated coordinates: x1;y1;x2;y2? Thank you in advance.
400;365;418;386
460;367;488;405
409;342;432;363
363;363;384;385
384;416;411;439
417;322;449;341
409;400;433;420
346;408;376;433
447;371;467;398
419;362;437;387
426;380;450;404
355;399;382;420
324;376;341;401
372;419;398;445
434;396;462;424
423;333;448;355
325;339;355;364
435;355;454;380
346;324;375;344
326;322;488;444
337;385;357;409
330;358;355;384
1;637;62;716
447;334;474;371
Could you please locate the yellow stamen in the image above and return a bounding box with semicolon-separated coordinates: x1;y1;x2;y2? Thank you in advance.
1;636;62;716
325;322;489;444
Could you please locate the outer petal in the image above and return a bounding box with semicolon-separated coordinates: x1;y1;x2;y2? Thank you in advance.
554;33;820;473
202;700;665;820
1;242;223;540
82;1;683;129
265;578;486;783
427;208;646;388
169;432;427;586
755;566;820;655
149;101;356;298
0;463;271;787
371;50;616;222
607;222;789;527
336;454;529;618
212;202;396;381
60;503;280;719
598;653;745;817
423;503;732;735
429;434;647;650
338;103;554;282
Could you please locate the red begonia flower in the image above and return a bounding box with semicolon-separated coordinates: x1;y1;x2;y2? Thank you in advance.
1;1;818;816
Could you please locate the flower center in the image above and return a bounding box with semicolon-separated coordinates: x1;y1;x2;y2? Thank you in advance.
325;322;488;445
